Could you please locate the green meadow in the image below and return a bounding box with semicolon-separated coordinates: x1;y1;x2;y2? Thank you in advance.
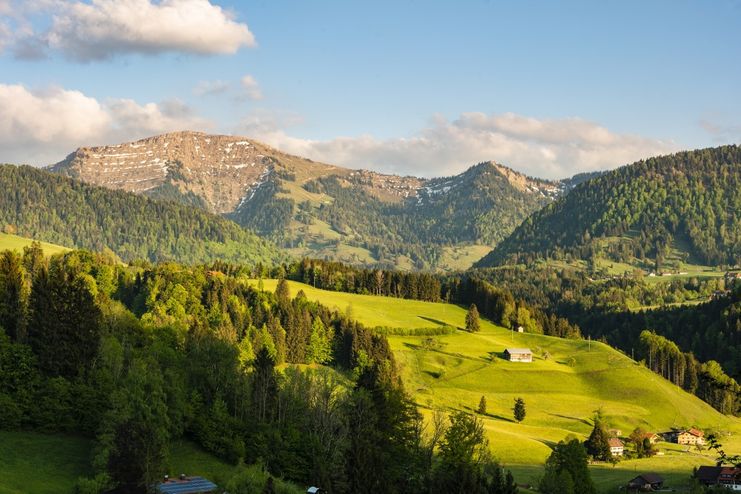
0;432;303;494
0;233;70;256
253;279;741;491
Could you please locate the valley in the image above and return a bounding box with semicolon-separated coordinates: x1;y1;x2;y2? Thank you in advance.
2;3;738;494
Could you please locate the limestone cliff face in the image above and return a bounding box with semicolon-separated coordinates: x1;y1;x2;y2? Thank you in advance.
50;131;434;212
52;131;291;214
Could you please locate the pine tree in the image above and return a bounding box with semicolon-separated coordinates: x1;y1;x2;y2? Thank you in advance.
540;439;595;494
513;397;526;423
275;278;290;303
585;412;611;461
0;251;27;342
465;303;481;332
477;395;487;415
27;260;102;377
307;317;333;364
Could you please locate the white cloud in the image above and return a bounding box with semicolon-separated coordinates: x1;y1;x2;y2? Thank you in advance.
193;79;230;97
7;0;255;61
240;74;263;101
0;83;210;165
243;112;677;179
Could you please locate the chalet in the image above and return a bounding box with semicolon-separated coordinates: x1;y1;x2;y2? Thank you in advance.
627;473;664;491
504;348;533;362
608;437;624;456
674;428;705;445
719;467;741;490
695;466;741;490
608;428;622;438
157;475;217;494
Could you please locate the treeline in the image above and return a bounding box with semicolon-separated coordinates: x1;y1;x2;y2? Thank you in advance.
478;145;741;267
0;164;283;265
0;246;518;494
291;259;442;301
280;259;581;338
639;331;739;415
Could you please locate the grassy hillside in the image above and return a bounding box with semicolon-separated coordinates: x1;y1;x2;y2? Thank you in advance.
0;432;303;494
253;280;741;490
477;145;741;268
0;233;70;256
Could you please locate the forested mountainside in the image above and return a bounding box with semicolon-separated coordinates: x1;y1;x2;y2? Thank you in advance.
292;162;553;268
476;146;741;268
0;164;283;265
51;131;568;270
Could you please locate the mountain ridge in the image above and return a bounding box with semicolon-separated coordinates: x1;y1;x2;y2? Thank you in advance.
51;131;573;270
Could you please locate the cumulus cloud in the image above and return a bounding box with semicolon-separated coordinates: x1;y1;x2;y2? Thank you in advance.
0;83;210;165
244;112;677;179
5;0;255;61
239;75;263;101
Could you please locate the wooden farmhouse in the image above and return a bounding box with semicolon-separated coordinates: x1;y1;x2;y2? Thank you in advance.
695;466;741;491
608;437;624;456
504;348;533;362
627;473;664;492
674;428;705;445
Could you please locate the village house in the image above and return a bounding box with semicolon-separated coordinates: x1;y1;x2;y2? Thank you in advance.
627;473;664;492
608;428;622;438
674;428;705;445
695;466;741;491
504;348;533;362
608;437;624;456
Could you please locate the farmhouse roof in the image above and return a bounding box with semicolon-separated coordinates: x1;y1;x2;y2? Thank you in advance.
638;473;663;483
695;466;723;483
504;348;532;354
688;428;704;437
608;438;624;448
157;476;217;494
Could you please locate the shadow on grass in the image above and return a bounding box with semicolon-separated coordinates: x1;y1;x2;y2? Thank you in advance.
461;405;517;424
547;412;591;426
424;370;444;379
536;438;559;451
418;316;462;330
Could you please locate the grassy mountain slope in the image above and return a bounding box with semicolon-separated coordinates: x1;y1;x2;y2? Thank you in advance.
252;280;741;469
0;233;70;256
476;146;741;268
0;164;285;265
52;132;566;270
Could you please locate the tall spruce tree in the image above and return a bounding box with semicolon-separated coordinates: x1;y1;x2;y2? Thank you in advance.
27;258;102;377
539;439;595;494
466;303;481;332
584;412;611;461
0;251;27;342
513;398;526;423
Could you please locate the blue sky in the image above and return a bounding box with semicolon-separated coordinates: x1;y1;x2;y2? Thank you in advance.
0;0;739;178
